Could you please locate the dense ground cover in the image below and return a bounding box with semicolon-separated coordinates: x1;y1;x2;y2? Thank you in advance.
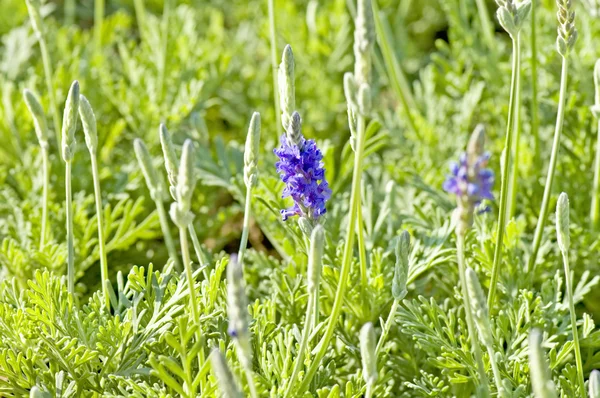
1;0;600;396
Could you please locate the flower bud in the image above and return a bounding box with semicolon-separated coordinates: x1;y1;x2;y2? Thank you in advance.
354;0;374;86
134;138;163;202
590;369;600;398
279;45;296;130
307;225;324;294
244;112;261;188
287;111;303;147
528;329;558;398
344;72;358;112
556;192;570;253
466;267;494;347
210;349;243;398
357;83;371;115
392;231;410;300
61;81;80;162
169;140;196;228
360;322;378;386
159;123;179;197
23;89;49;150
78;95;97;154
227;257;252;368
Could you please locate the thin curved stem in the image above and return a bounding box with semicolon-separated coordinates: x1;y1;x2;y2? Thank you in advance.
243;366;259;398
40;148;50;249
238;187;253;266
457;233;490;396
157;0;172;103
528;57;569;274
488;37;520;308
375;299;399;356
508;34;522;219
268;0;282;137
474;0;495;49
94;0;105;53
486;345;504;397
562;250;585;397
155;200;181;271
283;294;314;397
91;154;110;311
357;193;368;310
295;114;367;396
531;0;540;166
591;118;600;228
38;39;61;149
66;161;75;295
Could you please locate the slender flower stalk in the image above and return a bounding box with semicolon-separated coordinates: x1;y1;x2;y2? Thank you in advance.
78;95;110;311
489;0;531;307
159;124;208;267
238;113;261;266
210;349;243;398
227;257;258;398
528;0;577;274
475;0;495;49
590;60;600;228
25;0;61;148
157;0;173;103
284;226;324;398
360;322;378;398
169;139;207;394
508;33;523;219
443;125;494;394
94;0;105;53
531;0;540;166
528;329;558;398
134;138;181;271
23;89;50;250
466;268;504;396
295;1;372;393
61;81;80;295
268;0;282;137
555;193;585;397
375;230;409;355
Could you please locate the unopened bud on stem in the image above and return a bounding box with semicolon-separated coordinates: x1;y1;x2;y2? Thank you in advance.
23;89;49;150
78;95;98;154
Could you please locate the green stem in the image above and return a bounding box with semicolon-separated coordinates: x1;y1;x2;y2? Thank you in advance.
38;38;61;149
243;366;259;398
155;200;181;271
591;118;600;229
66;161;75;295
40;148;50;249
372;0;419;136
267;0;282;137
528;57;569;274
561;250;585;397
284;294;315;398
486;345;504;397
133;0;148;43
531;0;540;167
295;114;367;396
457;233;490;396
366;383;373;398
488;37;520;308
94;0;105;52
188;225;208;266
375;299;399;356
508;34;522;219
157;0;172;103
357;193;368;311
238;187;253;266
474;0;495;49
65;0;75;24
90;154;110;311
179;226;206;388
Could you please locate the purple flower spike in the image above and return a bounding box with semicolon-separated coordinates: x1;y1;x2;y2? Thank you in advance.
274;134;331;221
443;152;494;207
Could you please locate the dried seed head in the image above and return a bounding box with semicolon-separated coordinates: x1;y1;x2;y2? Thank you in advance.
528;329;558;398
134;138;163;202
556;192;570;253
78;95;97;154
590;370;600;398
210;349;243;398
23;89;49;150
170;140;196;228
354;0;374;86
307;225;324;294
279;45;296;130
61;81;80;162
556;0;577;56
244;112;261;188
159;123;179;198
466;267;494;347
360;322;378;386
392;230;410;300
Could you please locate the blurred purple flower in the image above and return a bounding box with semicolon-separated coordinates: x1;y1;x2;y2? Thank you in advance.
443;152;494;208
274;134;331;221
